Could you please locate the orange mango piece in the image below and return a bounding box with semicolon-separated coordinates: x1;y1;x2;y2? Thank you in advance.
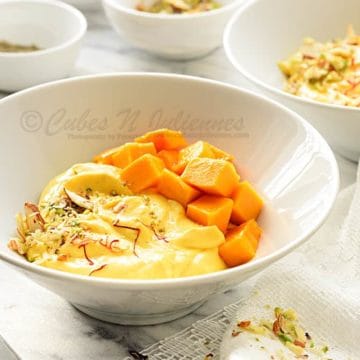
135;128;187;151
177;141;215;173
93;146;121;165
181;158;240;197
157;150;183;174
177;141;235;173
232;219;262;249
142;187;159;195
208;144;234;162
180;140;214;161
231;181;264;224
158;169;200;207
219;219;262;267
93;142;156;166
111;142;156;168
121;154;164;193
186;195;233;233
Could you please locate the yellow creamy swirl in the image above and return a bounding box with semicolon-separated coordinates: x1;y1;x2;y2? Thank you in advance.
11;163;226;279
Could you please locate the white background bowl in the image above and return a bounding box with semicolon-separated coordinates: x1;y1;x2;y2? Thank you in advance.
224;0;360;162
61;0;100;10
0;0;87;92
0;74;338;325
103;0;245;60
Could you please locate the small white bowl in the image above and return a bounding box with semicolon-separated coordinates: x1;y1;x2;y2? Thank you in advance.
0;73;338;325
0;0;87;92
224;0;360;162
62;0;100;11
103;0;245;60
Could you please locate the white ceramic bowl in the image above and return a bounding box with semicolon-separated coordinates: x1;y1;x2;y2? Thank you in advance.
224;0;360;162
103;0;245;60
0;73;338;325
0;0;87;92
62;0;100;10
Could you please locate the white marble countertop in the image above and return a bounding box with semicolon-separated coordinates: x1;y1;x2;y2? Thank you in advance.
0;7;357;360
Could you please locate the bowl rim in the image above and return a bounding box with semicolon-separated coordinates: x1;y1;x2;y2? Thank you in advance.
0;72;340;289
103;0;245;20
223;0;360;113
0;0;87;58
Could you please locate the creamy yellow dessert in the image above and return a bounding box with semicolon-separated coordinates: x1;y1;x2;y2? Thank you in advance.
9;129;265;279
9;163;226;279
278;25;360;107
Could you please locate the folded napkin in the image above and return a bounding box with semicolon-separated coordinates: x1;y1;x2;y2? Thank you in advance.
132;165;360;359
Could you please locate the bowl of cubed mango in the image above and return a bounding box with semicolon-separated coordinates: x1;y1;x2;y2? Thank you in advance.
0;73;339;325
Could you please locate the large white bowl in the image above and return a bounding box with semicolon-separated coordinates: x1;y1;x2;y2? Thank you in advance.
0;74;339;325
224;0;360;162
0;0;87;92
103;0;245;60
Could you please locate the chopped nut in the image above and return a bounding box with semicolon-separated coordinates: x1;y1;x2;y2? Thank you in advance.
136;0;220;14
238;320;251;328
294;339;306;348
286;342;304;356
273;319;281;335
283;308;297;320
57;254;68;261
8;239;18;251
294;324;307;343
278;25;360;108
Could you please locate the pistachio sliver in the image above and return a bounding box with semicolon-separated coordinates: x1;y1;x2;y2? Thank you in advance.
164;0;191;10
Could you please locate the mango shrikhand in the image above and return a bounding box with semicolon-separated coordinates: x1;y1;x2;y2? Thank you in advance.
9;129;264;279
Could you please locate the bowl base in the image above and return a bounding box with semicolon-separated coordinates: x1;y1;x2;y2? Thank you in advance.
72;300;206;325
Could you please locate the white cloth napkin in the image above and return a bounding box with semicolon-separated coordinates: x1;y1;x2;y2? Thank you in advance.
135;165;360;359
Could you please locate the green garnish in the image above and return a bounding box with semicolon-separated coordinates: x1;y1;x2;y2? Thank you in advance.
278;333;292;343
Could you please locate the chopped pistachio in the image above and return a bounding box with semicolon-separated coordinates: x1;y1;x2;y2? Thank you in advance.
278;333;293;343
283;308;297;320
233;307;330;359
278;25;360;108
136;0;220;14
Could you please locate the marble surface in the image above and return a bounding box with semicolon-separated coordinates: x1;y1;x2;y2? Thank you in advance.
0;7;357;360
